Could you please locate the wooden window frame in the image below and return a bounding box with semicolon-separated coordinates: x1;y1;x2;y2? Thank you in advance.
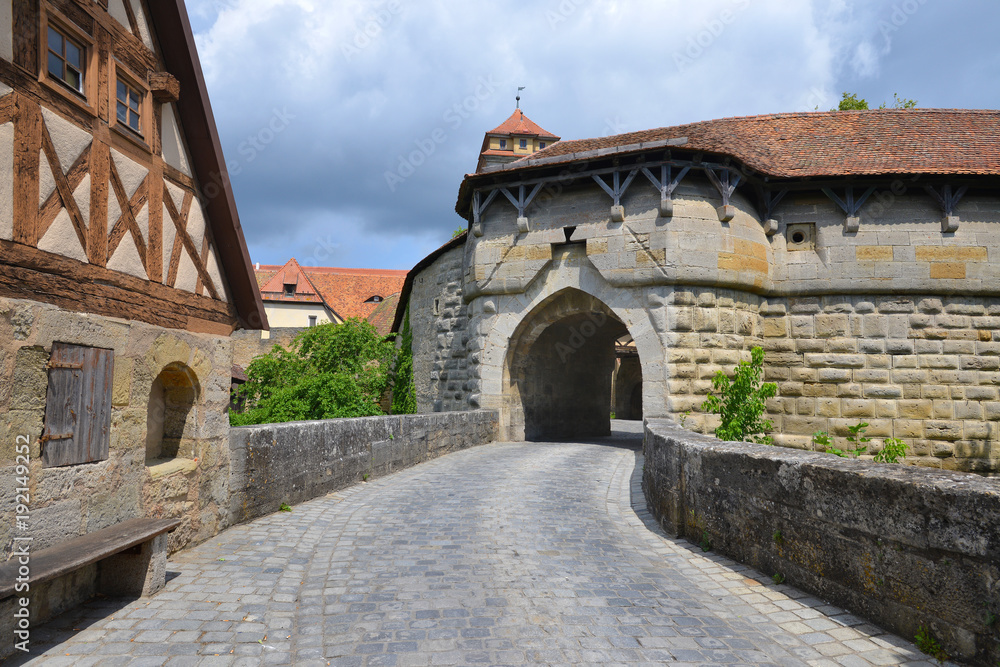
110;59;152;150
519;138;528;149
499;138;507;150
38;7;98;115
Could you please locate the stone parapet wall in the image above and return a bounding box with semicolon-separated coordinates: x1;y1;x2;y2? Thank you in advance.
642;418;1000;666
228;410;498;525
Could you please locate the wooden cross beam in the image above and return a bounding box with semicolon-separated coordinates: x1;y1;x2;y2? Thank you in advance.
592;168;638;222
40;127;89;253
107;162;149;275
163;187;220;300
471;189;500;237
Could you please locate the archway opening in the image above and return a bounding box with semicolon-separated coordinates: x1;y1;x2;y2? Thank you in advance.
612;335;643;421
146;363;200;463
504;289;640;441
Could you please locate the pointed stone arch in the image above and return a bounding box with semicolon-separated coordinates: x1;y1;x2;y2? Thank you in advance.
471;244;669;440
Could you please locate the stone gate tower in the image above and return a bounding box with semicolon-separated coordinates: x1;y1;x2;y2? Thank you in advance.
398;109;1000;472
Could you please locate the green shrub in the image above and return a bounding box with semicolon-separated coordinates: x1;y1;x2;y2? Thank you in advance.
874;437;908;463
702;346;777;445
231;318;397;426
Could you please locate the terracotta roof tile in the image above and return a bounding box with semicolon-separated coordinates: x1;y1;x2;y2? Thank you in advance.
366;292;400;336
487;109;559;139
504;109;1000;178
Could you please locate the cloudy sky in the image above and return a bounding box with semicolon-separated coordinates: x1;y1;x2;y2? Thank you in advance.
184;0;1000;271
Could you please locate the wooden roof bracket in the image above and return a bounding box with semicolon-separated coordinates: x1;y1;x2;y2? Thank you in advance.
592;168;639;223
641;162;690;220
471;189;499;237
822;185;876;233
704;167;742;222
756;187;788;236
924;184;967;233
500;183;543;233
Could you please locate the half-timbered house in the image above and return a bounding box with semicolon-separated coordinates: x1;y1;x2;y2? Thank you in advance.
0;0;267;572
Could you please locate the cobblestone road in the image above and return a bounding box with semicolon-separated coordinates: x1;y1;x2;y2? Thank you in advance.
17;424;943;666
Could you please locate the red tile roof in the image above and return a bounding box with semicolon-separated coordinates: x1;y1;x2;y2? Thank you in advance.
506;109;1000;178
486;109;560;139
254;261;407;323
366;292;401;336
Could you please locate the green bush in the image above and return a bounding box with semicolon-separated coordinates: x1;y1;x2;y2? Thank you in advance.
231;318;397;426
702;346;777;445
874;437;908;463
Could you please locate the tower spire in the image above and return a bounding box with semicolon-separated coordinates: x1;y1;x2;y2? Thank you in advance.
516;86;525;109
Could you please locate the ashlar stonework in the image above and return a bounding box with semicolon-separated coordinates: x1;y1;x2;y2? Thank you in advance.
403;110;1000;472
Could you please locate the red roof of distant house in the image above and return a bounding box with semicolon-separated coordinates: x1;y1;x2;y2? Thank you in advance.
505;109;1000;178
254;261;407;323
486;109;560;139
366;293;401;336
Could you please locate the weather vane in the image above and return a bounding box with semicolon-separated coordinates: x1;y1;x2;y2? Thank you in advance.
516;86;525;109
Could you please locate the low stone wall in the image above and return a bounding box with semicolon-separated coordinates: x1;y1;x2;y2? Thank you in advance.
642;418;1000;666
228;410;498;524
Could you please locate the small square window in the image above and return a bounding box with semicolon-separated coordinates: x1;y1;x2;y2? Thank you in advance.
283;283;295;296
308;316;317;327
519;139;527;149
539;142;546;149
116;79;143;134
499;139;507;149
46;25;85;94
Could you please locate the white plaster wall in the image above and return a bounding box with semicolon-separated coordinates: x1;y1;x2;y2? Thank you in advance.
111;149;148;199
263;301;335;328
107;232;147;279
161;203;176;283
161;105;192;177
130;0;154;49
42;108;91;174
205;245;229;302
175;248;198;292
107;0;130;31
0;0;11;62
0;121;12;240
38;210;87;262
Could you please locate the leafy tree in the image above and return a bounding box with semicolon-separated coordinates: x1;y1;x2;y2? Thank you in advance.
836;91;917;111
391;306;417;415
702;346;777;445
838;92;869;110
231;319;398;426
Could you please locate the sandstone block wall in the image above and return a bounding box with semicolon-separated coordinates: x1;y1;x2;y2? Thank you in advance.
759;294;1000;471
0;297;233;558
228;410;498;524
642;418;1000;666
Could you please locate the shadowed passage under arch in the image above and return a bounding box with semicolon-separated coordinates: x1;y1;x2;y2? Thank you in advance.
504;289;638;441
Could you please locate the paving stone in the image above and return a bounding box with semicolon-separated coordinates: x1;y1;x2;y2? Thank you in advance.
15;425;950;666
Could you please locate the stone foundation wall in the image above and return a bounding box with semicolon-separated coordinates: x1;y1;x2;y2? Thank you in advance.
228;410;498;524
642;418;1000;666
0;297;233;558
409;246;471;413
231;327;301;370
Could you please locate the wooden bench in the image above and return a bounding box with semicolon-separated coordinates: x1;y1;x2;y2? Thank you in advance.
0;518;181;601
